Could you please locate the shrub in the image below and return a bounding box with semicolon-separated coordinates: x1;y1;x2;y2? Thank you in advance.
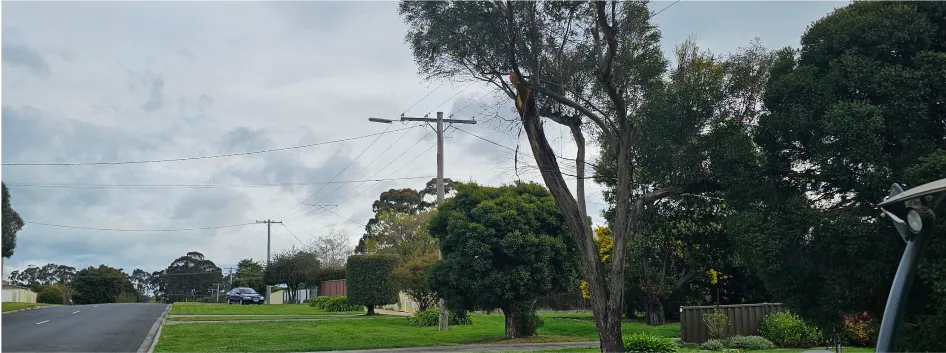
309;296;333;309
37;286;64;305
703;309;730;339
677;342;700;350
324;296;363;312
724;335;775;350
346;254;399;315
759;311;821;348
407;308;474;327
842;312;877;347
701;339;725;351
622;332;678;353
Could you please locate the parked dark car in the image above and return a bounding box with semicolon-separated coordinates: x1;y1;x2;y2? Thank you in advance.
226;287;264;305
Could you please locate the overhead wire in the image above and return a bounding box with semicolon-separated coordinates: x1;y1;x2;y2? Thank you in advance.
24;221;256;232
2;127;416;167
4;176;438;189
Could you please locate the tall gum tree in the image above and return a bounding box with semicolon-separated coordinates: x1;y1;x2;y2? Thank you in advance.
399;2;759;349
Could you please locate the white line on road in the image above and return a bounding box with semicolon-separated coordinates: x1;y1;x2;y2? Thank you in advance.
36;320;49;325
72;311;80;314
93;305;98;308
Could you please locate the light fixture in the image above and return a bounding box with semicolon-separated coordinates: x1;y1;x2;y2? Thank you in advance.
906;208;924;233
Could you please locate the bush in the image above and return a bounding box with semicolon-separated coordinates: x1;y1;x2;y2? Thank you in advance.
37;286;64;305
701;339;725;351
407;308;474;327
309;296;333;309
724;335;775;350
346;254;399;315
759;311;821;348
842;312;877;347
703;309;730;339
622;332;678;353
325;296;363;312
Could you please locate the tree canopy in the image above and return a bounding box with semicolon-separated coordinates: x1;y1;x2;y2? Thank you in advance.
346;254;399;315
71;265;136;304
264;249;320;304
232;258;265;295
427;182;581;338
156;251;223;302
2;182;25;259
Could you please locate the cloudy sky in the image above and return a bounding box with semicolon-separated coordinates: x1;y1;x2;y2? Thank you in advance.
1;1;846;278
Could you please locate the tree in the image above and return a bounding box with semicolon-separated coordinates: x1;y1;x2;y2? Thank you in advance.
392;251;439;311
306;229;353;269
71;265;136;304
264;250;320;304
8;263;76;292
232;258;265;295
427;182;581;338
129;269;153;302
2;182;25;259
400;3;734;349
723;2;946;350
356;178;456;253
37;286;65;305
364;211;438;260
346;254;399;315
158;251;222;302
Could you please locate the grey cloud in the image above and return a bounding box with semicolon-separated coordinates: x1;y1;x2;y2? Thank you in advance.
2;42;50;76
171;188;251;224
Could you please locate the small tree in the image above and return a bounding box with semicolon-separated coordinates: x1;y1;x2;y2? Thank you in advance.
264;250;320;304
392;251;439;311
346;254;398;315
37;286;65;304
428;182;581;338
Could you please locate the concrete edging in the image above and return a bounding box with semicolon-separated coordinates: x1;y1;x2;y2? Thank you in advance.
2;305;55;314
137;303;173;353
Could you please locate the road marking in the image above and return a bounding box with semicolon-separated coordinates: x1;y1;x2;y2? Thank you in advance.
93;305;98;308
36;320;49;325
72;311;80;314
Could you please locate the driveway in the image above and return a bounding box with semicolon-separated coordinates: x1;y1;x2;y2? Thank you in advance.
2;303;168;352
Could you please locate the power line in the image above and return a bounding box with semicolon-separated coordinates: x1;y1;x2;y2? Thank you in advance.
318;206;366;227
2;126;418;167
268;124;397;219
402;81;448;116
652;0;681;17
24;221;256;232
452;126;601;178
281;223;306;246
4;176;437;189
427;82;476;115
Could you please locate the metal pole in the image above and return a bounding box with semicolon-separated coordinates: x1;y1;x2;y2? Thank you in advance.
436;111;448;331
875;230;930;352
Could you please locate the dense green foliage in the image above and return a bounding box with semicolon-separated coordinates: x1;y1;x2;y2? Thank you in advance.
724;335;775;350
716;2;946;350
623;332;678;353
407;307;474;327
427;182;581;338
345;254;399;315
232;259;265;295
36;286;64;305
155;252;223;303
758;311;821;348
311;296;363;312
71;265;136;304
700;339;725;351
2;182;24;258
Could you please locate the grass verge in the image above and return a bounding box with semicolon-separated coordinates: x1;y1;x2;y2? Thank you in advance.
168;314;365;321
169;302;362;315
514;348;876;353
154;313;679;352
1;302;57;312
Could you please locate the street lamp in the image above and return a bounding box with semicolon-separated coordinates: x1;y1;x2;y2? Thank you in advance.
875;177;945;353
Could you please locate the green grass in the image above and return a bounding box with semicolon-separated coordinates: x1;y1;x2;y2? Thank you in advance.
154;313;680;352
518;348;876;353
168;314;366;321
169;302;362;315
1;302;57;312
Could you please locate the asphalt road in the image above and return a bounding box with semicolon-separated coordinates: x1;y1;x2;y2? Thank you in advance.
2;303;168;352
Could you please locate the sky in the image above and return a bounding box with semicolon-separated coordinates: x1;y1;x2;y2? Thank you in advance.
1;0;848;279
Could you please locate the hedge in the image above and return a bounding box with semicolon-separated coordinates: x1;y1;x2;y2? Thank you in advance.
345;254;398;315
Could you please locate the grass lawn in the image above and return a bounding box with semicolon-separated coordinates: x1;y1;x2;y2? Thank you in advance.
169;302;362;315
168;314;366;321
1;302;57;312
154;313;680;352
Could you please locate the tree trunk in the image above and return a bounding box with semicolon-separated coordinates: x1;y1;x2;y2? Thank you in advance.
502;301;538;339
366;304;376;315
518;90;622;352
644;297;666;326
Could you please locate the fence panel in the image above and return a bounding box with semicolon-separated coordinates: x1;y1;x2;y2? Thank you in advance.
318;280;347;297
680;303;784;343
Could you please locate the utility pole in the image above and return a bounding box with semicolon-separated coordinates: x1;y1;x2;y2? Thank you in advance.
256;219;282;304
369;111;476;331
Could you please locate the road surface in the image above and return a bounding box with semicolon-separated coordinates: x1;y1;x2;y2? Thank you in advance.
2;303;168;352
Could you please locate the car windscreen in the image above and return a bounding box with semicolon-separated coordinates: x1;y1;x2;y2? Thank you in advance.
239;289;257;294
